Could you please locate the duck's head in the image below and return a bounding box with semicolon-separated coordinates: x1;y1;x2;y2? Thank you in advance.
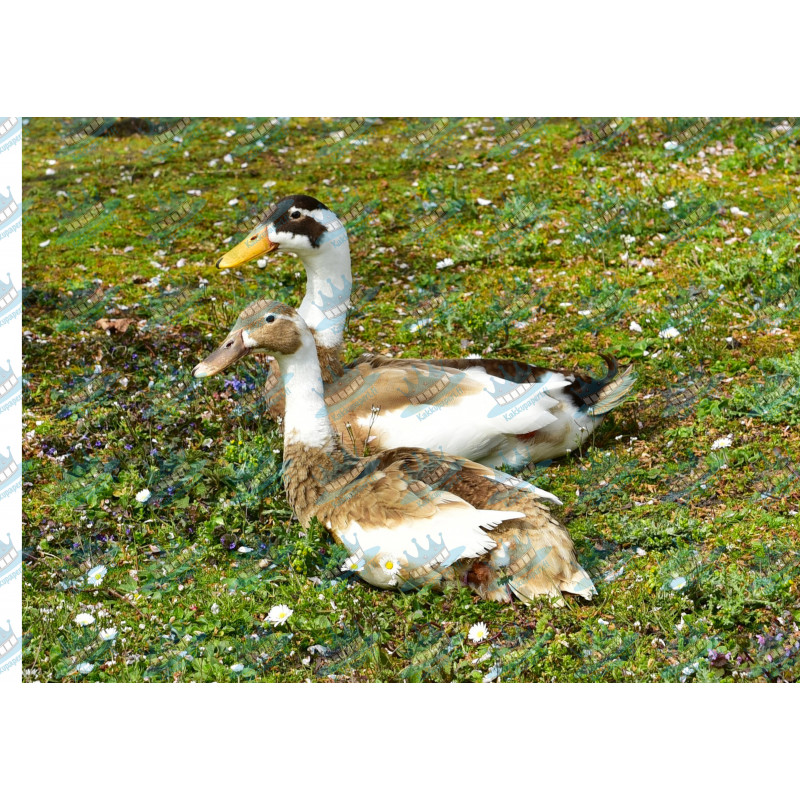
193;300;309;378
216;194;347;270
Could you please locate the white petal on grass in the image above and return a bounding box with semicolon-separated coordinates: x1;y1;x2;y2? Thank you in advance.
476;197;493;206
664;141;678;151
231;664;244;673
662;199;678;210
39;240;50;248
670;577;687;591
629;321;643;333
77;662;94;675
267;604;293;627
659;326;680;339
469;622;489;644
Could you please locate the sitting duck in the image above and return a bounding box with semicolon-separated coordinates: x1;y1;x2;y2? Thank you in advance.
208;194;636;468
194;302;596;604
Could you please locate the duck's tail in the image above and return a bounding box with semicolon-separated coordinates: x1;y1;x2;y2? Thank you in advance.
466;524;597;606
572;355;637;417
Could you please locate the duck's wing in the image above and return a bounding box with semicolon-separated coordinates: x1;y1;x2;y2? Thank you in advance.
325;355;571;460
371;448;595;603
309;449;523;588
369;447;562;507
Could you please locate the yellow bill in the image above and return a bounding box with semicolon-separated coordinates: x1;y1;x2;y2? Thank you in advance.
216;225;279;269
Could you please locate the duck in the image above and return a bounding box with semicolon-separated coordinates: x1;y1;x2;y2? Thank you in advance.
208;193;636;468
193;301;596;604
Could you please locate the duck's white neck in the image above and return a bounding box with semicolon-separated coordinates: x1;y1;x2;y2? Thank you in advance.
295;235;352;350
276;326;337;450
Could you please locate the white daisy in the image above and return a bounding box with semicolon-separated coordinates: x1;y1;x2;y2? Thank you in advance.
662;199;678;210
469;622;489;644
670;576;687;591
267;604;293;627
98;627;117;641
86;565;107;586
74;613;95;627
77;662;94;675
659;326;680;339
135;488;151;503
711;435;733;450
341;555;365;572
664;141;678;151
231;663;244;673
379;554;401;585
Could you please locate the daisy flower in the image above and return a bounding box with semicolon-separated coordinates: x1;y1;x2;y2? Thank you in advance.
135;488;151;503
670;576;687;591
98;627;117;642
74;613;95;627
469;622;489;644
87;565;107;586
77;662;94;675
231;664;244;673
659;326;680;339
267;604;293;627
341;555;365;572
662;198;678;210
379;553;401;585
711;435;733;450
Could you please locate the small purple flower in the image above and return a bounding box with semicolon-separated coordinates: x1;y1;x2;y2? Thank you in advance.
125;444;133;450
708;650;731;668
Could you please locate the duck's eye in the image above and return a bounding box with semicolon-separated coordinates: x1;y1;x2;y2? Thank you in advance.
290;210;302;220
265;314;276;323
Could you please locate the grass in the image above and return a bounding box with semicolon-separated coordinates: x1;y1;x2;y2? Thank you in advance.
21;116;800;682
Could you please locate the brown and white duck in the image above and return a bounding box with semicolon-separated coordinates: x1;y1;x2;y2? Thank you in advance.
208;194;636;468
193;302;596;604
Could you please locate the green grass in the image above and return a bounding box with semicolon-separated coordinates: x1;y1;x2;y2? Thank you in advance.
21;117;800;682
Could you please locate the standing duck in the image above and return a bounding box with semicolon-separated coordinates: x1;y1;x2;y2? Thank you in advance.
211;194;636;467
193;302;596;604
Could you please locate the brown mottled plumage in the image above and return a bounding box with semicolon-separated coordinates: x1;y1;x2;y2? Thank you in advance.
282;441;596;604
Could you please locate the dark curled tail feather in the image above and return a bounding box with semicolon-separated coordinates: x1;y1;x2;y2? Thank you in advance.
569;355;637;415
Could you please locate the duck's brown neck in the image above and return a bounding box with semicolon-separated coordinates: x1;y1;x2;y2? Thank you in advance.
282;440;360;526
